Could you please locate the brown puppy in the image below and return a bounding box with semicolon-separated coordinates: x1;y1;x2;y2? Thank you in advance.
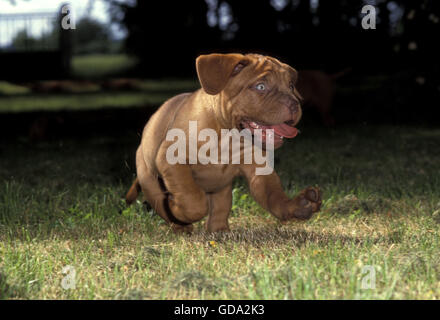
126;53;322;233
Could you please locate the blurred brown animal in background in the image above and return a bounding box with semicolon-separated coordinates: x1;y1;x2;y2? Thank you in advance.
28;115;65;141
296;69;350;126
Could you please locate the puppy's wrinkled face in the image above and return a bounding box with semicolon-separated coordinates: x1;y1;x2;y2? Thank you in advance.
196;53;302;149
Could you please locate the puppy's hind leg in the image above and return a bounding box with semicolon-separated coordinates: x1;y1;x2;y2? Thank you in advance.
136;149;194;233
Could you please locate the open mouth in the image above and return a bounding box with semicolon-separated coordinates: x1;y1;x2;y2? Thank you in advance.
240;119;299;145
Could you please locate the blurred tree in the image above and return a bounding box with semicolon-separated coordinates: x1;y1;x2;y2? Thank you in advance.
108;0;221;76
395;0;440;68
10;16;114;55
11;29;58;51
11;30;40;50
73;17;112;55
107;0;440;75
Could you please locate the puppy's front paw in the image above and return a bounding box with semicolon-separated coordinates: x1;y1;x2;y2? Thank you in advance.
285;186;322;221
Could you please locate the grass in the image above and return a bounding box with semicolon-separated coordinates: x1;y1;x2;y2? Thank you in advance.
0;124;439;299
0;81;199;113
71;54;139;79
0;92;169;113
0;81;31;96
0;54;199;113
0;85;201;115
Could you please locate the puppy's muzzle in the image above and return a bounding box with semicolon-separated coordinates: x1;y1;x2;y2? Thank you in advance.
286;99;300;114
280;95;301;123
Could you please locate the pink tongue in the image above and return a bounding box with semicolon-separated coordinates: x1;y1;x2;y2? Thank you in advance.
268;123;298;138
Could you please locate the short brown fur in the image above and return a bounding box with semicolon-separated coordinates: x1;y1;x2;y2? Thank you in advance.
126;53;322;233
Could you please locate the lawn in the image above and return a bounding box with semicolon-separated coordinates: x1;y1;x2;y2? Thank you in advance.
0;92;172;113
0;54;199;113
1;124;439;299
0;79;199;113
71;54;139;79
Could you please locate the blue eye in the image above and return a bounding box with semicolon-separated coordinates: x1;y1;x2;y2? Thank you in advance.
255;83;266;91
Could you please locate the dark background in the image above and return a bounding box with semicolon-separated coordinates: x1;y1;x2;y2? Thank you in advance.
121;0;440;123
1;0;440;139
116;0;440;125
119;0;438;75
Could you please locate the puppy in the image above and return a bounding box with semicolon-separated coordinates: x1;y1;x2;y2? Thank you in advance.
126;53;322;233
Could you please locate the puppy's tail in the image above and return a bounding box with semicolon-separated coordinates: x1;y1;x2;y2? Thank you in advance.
126;177;141;205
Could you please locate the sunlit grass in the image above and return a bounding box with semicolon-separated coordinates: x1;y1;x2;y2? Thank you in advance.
0;125;439;299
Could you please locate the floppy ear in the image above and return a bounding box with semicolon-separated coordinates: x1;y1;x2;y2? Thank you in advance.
196;53;249;95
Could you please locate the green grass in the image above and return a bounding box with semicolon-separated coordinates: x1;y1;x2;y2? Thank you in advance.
0;80;199;113
0;54;199;113
0;82;31;96
0;92;169;113
0;125;439;299
71;54;139;79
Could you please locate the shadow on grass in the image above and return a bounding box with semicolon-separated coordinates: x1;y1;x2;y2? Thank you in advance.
0;269;28;299
188;226;401;249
